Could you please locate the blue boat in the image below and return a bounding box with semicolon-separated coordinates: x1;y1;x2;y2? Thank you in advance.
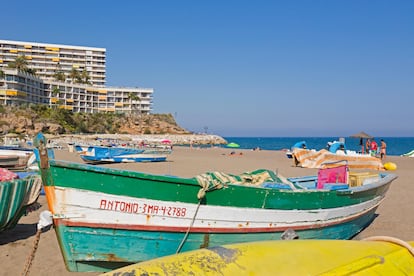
77;145;166;163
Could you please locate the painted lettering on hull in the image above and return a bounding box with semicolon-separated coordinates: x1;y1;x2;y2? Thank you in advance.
99;199;187;217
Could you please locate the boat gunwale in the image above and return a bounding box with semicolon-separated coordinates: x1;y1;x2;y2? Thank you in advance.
48;158;398;195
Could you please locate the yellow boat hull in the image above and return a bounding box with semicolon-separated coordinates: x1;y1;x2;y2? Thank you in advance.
102;238;414;275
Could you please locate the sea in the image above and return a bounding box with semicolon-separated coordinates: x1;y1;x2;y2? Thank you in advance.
221;137;414;156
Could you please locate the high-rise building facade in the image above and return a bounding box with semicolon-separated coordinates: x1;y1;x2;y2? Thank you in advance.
0;39;153;114
0;40;106;87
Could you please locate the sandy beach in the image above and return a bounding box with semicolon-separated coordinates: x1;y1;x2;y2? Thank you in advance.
1;146;413;276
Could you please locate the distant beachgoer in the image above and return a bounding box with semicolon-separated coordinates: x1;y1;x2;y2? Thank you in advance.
365;139;371;154
380;139;387;159
370;139;378;156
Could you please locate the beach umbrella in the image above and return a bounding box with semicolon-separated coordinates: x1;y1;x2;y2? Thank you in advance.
226;142;240;148
349;131;373;139
349;131;373;154
161;139;171;144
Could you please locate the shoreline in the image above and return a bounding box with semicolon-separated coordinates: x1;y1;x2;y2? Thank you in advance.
1;147;413;276
46;135;414;157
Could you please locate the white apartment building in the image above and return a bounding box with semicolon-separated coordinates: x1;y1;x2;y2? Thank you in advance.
0;39;106;87
0;39;153;114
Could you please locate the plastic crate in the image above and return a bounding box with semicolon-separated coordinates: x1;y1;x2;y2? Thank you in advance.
349;172;380;187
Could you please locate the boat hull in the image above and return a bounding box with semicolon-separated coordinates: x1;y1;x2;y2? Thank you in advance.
80;153;167;163
40;165;394;272
0;173;42;232
102;239;414;276
0;146;34;170
52;203;379;272
76;145;166;163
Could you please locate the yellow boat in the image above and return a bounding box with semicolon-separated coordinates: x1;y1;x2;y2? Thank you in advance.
101;236;414;276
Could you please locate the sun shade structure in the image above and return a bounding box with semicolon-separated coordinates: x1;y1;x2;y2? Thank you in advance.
349;131;374;154
226;142;240;148
349;131;373;139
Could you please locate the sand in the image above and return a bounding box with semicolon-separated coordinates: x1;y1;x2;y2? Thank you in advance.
1;146;413;276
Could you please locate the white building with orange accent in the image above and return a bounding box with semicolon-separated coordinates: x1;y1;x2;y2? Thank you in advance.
0;39;153;114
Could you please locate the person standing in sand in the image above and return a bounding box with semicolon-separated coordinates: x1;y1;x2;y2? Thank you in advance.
365;139;371;154
370;139;378;156
380;139;387;159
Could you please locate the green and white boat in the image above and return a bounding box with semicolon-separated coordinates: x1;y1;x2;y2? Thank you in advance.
33;132;398;272
0;171;42;232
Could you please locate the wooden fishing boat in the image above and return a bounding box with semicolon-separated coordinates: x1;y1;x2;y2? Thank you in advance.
75;145;159;164
0;170;42;232
102;237;414;275
80;151;167;163
0;145;35;170
33;132;398;272
0;155;20;168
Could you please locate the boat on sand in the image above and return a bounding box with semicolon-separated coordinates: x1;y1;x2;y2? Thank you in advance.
75;145;166;163
0;169;42;232
102;237;414;276
33;132;398;272
0;145;36;170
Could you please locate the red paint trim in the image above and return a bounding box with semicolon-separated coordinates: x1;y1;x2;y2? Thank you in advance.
53;203;379;234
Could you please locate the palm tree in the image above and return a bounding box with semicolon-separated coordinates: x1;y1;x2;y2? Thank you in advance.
127;92;141;115
54;71;66;82
26;68;37;75
69;68;80;84
8;55;29;72
81;69;90;84
54;64;66;82
51;86;61;108
51;86;60;97
0;69;5;92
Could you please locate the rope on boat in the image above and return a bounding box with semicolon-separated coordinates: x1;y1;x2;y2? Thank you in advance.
176;181;219;254
362;236;414;256
21;229;41;276
176;199;202;254
21;211;53;276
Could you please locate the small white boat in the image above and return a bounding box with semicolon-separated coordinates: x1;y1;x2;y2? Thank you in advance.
0;145;36;170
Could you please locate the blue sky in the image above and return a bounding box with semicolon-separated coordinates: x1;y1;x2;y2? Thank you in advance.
2;1;413;137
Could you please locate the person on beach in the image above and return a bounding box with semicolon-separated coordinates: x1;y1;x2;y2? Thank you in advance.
365;139;371;154
380;139;387;159
370;139;378;156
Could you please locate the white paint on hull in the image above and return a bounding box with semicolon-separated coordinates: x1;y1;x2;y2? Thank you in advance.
49;187;383;230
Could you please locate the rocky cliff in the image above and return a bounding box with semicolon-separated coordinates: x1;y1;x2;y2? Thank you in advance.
0;105;191;136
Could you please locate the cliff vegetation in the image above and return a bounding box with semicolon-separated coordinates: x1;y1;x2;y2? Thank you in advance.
0;105;192;137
